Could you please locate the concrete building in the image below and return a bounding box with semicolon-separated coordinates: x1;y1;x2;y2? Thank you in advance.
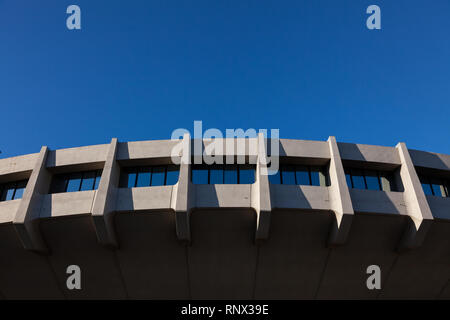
0;136;449;299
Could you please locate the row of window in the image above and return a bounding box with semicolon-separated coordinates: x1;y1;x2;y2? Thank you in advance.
191;164;255;184
268;165;328;186
0;180;28;201
119;166;179;188
345;168;396;192
1;165;449;201
420;175;449;198
50;170;102;194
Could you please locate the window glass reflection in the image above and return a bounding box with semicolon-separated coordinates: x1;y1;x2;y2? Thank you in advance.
192;168;209;184
66;173;82;192
310;168;321;186
80;171;95;191
365;170;380;190
166;166;179;185
239;165;255;184
296;166;310;185
209;166;224;184
350;169;366;189
224;165;238;184
151;167;165;186
281;165;296;185
136;168;151;187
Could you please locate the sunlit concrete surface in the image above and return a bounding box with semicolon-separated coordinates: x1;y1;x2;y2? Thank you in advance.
0;137;449;299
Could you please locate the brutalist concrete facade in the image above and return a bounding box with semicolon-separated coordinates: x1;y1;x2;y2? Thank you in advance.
0;136;449;299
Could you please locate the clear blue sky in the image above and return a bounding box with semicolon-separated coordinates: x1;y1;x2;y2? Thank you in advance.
1;0;449;158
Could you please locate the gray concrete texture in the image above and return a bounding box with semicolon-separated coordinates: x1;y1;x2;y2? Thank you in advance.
0;136;449;299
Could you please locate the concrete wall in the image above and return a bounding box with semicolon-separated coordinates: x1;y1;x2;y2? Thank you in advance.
0;137;449;299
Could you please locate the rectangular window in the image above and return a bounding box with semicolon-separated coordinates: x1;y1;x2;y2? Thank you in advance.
166;165;180;185
345;169;353;188
13;180;27;199
0;180;28;202
127;171;137;188
296;166;310;185
431;182;443;197
224;165;238;184
239;165;255;184
1;184;15;201
350;169;366;190
192;166;209;184
119;165;180;188
269;164;328;187
422;182;433;195
281;165;296;185
420;174;449;197
80;171;96;191
309;167;322;186
209;165;224;184
50;170;102;193
364;170;381;191
345;168;396;191
136;168;151;187
151;167;165;186
268;169;281;184
191;164;256;184
66;173;82;193
379;172;394;192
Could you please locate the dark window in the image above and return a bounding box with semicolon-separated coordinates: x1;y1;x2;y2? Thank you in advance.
268;169;281;184
350;169;366;189
421;181;433;195
119;165;180;188
431;182;443;197
192;166;209;184
209;165;224;184
365;170;381;191
80;171;96;191
281;165;296;185
224;165;238;184
296;166;310;185
345;168;395;191
127;171;137;188
239;165;255;184
310;167;322;186
420;175;449;197
379;172;394;192
66;173;82;192
50;170;102;193
191;164;256;184
345;171;352;189
270;165;328;186
136;168;151;187
166;165;180;185
13;180;27;199
0;180;28;201
3;184;15;201
151;167;165;186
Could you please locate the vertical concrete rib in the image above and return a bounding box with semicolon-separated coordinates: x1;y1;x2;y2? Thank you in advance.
396;142;433;251
171;133;193;243
13;146;50;253
92;138;120;248
253;133;273;243
327;136;354;246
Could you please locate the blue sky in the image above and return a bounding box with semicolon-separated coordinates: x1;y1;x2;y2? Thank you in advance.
0;0;449;158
